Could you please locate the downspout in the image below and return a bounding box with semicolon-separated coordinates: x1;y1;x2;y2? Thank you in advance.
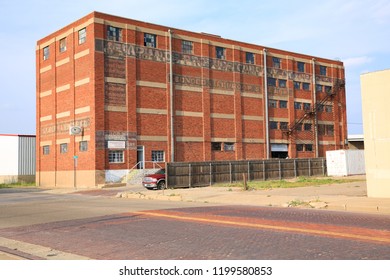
168;29;175;162
263;49;270;159
312;58;319;158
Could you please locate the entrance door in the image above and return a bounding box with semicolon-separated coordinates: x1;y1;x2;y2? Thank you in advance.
271;144;289;159
137;146;144;169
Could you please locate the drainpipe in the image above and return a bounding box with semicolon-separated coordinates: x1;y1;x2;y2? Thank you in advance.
168;29;175;162
312;58;319;158
263;49;270;159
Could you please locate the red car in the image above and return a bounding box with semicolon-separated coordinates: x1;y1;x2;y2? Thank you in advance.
142;169;166;190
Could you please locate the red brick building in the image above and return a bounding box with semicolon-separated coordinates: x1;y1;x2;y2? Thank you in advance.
36;11;347;188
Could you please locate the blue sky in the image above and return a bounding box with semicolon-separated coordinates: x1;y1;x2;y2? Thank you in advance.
1;0;389;135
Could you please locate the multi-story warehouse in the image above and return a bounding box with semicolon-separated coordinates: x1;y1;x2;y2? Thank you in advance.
36;11;347;188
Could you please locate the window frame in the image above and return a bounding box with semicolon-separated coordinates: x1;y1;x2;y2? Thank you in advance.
304;123;312;131
302;82;310;91
59;37;66;53
43;46;50;60
43;145;50;155
280;122;288;130
60;143;68;154
107;26;122;42
144;33;157;48
151;150;165;162
182;40;193;54
294;81;301;90
216;46;225;59
224;142;235;152
320;65;327;76
267;77;277;87
246;52;255;64
279;100;288;108
296;144;304;152
211;142;222;151
268;99;278;108
279;79;287;88
272;57;281;68
79;141;88;152
297;61;305;72
294;102;302;110
108;150;124;163
78;28;86;44
270;121;278;130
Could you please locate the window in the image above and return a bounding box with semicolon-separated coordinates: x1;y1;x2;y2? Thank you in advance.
60;143;68;154
294;102;302;110
296;144;304;151
59;38;66;52
268;99;277;108
280;122;288;130
144;33;157;47
151;150;165;162
302;83;310;91
279;100;288;108
320;65;327;76
279;79;287;88
325;105;333;113
107;26;122;41
78;28;86;44
182;40;193;54
295;123;303;131
326;125;334;136
272;57;281;68
79;141;88;152
270;121;278;129
305;144;313;152
224;142;235;151
267;77;276;87
318;124;325;135
211;142;222;151
304;123;312;131
109;150;124;163
43;46;49;60
325;86;332;93
317;104;324;112
246;52;255;64
316;84;323;92
216;46;225;59
303;103;311;111
294;81;301;90
43;145;50;155
297;61;305;72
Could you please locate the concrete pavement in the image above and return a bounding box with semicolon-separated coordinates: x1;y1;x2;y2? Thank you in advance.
118;175;390;215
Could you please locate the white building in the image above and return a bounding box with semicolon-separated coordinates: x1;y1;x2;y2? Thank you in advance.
0;134;36;184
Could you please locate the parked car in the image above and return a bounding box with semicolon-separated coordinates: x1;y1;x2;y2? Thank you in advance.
142;169;166;190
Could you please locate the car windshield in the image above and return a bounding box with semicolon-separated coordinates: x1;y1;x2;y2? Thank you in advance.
155;169;165;175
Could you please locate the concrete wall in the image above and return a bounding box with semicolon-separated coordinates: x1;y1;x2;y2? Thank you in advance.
361;69;390;198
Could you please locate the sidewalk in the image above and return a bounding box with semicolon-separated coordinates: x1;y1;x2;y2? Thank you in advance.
119;175;390;215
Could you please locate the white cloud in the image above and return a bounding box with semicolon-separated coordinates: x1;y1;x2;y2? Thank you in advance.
343;56;373;68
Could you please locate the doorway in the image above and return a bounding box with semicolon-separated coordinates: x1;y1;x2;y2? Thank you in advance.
137;146;144;169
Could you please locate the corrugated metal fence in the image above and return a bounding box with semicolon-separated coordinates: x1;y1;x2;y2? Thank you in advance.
167;158;326;188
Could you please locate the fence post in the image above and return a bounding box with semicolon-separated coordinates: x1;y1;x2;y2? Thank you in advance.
322;158;325;176
294;159;297;178
247;161;250;181
229;162;232;183
188;163;192;187
308;159;311;177
209;162;212;186
263;160;266;181
279;160;282;180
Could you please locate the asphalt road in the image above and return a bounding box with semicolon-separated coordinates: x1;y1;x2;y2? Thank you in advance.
0;188;389;260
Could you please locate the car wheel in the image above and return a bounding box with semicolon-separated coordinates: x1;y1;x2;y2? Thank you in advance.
157;181;166;190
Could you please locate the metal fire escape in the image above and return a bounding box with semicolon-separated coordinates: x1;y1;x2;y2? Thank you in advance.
283;78;345;137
